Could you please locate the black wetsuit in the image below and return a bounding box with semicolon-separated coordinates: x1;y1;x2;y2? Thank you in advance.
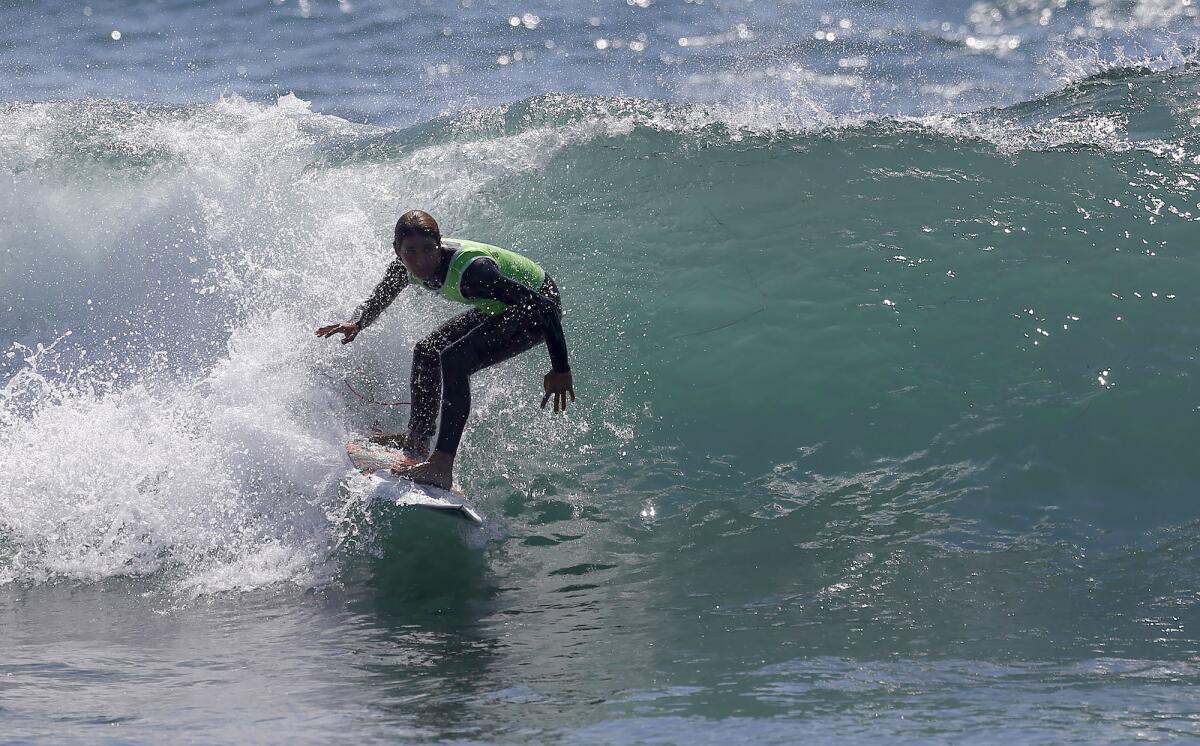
352;244;570;458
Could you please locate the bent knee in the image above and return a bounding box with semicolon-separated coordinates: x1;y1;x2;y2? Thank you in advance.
440;339;481;372
413;336;443;362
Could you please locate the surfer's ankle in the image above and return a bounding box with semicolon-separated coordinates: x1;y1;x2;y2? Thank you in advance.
400;434;432;460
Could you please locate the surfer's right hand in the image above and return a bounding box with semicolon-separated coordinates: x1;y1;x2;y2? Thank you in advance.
316;322;360;344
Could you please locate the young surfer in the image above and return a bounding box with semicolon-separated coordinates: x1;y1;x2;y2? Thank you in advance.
316;210;574;489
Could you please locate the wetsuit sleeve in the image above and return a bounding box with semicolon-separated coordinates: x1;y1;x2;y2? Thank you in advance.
352;258;409;330
460;258;571;373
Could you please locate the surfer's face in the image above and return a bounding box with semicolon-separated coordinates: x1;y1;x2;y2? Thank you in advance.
395;234;441;279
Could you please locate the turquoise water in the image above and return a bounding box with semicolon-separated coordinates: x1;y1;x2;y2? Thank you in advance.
3;1;1200;743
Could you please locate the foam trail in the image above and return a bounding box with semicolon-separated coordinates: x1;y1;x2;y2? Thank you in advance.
0;94;617;593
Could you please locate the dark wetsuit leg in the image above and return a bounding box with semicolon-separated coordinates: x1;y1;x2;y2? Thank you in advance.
407;308;488;456
435;281;562;456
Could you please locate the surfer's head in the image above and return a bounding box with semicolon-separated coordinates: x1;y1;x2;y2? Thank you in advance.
393;210;442;280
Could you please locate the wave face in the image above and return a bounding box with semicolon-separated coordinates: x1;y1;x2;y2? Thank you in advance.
2;61;1198;589
2;60;1200;740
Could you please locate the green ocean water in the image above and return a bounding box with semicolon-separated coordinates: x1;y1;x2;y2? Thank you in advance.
2;63;1200;743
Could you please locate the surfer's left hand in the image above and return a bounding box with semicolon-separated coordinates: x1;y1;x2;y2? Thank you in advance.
542;371;575;413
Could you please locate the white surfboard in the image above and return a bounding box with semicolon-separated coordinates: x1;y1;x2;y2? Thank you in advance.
346;438;484;525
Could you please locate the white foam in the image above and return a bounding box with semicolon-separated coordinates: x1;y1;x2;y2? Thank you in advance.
0;94;623;594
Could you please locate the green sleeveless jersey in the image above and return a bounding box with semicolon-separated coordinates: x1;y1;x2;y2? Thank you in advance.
410;238;546;316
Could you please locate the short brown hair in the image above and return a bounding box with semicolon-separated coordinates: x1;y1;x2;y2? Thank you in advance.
394;210;441;244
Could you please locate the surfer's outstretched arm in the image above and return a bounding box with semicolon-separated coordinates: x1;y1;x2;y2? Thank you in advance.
352;258;411;330
316;258;410;343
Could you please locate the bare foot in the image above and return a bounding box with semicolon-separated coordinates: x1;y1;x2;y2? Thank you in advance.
391;451;454;490
369;432;430;459
369;431;406;447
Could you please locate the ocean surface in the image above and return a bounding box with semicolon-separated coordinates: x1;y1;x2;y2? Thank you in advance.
3;1;1200;743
